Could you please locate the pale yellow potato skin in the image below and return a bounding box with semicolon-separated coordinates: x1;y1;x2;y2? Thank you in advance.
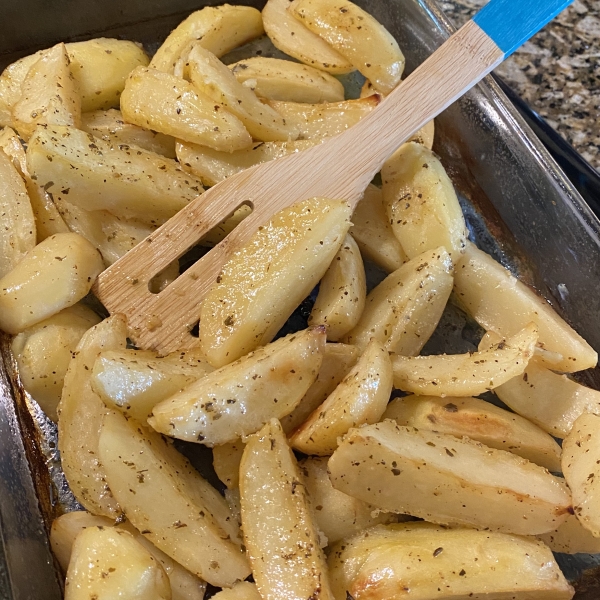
383;395;562;472
177;139;319;187
200;197;352;367
391;323;538;396
268;95;380;140
239;419;334;600
262;0;353;74
150;328;326;446
0;148;36;279
309;234;366;341
454;242;597;373
328;523;574;600
328;421;572;535
150;5;264;72
349;184;407;273
27;125;204;226
92;348;214;423
99;410;250;587
65;526;171;600
11;304;101;422
343;247;453;355
51;511;207;600
58;315;128;517
382;141;467;260
230;57;344;103
539;514;600;554
562;412;600;537
282;342;358;434
121;67;252;152
0;232;103;334
0;126;68;241
81;109;176;158
290;340;392;456
188;45;298;143
495;360;600;438
290;0;405;93
213;440;246;489
300;457;399;544
12;43;81;140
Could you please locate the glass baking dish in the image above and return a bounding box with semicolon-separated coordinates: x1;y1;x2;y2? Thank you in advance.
1;0;600;597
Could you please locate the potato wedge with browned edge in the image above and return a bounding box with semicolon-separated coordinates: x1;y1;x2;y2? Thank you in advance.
150;5;264;72
92;348;214;423
290;340;392;455
150;327;326;446
383;395;562;472
328;522;574;600
240;419;334;600
300;457;399;544
562;412;600;537
200;197;352;367
343;247;453;355
121;67;252;152
309;234;366;341
328;420;571;535
58;315;128;518
99;410;250;587
391;323;538;396
262;0;353;74
290;0;404;93
454;242;597;373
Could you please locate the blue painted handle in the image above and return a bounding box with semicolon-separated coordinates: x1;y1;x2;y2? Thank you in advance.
473;0;574;57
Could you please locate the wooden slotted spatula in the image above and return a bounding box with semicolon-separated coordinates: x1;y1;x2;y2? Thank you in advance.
94;0;574;353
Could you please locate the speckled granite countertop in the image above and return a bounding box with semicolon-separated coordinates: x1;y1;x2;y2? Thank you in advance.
441;0;600;171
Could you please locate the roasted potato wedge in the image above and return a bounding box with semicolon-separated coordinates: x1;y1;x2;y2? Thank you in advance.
343;247;453;355
240;419;334;600
562;412;600;537
0;232;103;334
188;45;298;143
92;348;213;423
349;184;407;273
454;242;597;372
27;125;204;226
11;304;101;421
539;514;600;554
383;395;562;472
150;327;325;445
328;522;574;600
268;95;380;140
213;440;246;489
262;0;353;74
0;126;68;241
300;457;398;544
391;323;538;396
65;526;171;600
51;511;207;600
177;139;318;187
150;5;264;72
290;0;405;93
382;141;467;260
230;57;344;103
12;43;80;140
200;197;352;367
309;234;366;341
57;314;128;517
121;66;252;152
0;148;36;278
290;340;392;455
99;410;250;587
281;342;358;434
494;360;600;439
81;109;176;158
329;421;571;535
211;581;261;600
